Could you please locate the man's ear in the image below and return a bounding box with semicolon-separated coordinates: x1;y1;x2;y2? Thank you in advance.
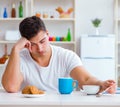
46;30;49;36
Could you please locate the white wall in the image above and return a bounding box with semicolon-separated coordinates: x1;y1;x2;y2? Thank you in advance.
76;0;114;55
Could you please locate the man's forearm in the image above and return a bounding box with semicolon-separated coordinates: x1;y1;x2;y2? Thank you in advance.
2;46;23;92
85;76;103;86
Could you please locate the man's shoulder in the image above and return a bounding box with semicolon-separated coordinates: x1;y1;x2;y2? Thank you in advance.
51;45;75;56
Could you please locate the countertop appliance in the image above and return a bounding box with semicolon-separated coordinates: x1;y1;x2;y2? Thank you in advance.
80;34;116;81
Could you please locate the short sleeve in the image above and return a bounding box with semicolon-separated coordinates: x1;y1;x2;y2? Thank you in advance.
65;51;83;74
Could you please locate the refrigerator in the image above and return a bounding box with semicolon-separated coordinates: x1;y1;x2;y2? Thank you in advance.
80;34;116;81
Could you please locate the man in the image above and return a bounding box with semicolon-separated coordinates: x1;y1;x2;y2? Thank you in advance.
2;16;116;93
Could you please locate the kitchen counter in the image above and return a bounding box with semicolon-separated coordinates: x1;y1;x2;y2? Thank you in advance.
0;88;120;107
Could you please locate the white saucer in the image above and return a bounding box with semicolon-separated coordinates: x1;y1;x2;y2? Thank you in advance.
22;93;45;98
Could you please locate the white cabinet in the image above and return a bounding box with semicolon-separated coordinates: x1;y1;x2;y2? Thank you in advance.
82;59;115;81
114;0;120;86
81;36;115;58
80;35;116;81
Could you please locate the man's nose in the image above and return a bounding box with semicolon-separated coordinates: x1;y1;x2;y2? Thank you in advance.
37;43;43;51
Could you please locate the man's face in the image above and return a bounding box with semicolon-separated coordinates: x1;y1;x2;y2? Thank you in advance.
29;31;50;57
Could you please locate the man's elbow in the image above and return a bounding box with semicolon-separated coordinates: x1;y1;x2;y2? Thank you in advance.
2;81;20;93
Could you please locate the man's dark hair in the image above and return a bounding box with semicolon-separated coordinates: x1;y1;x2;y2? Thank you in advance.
19;16;46;40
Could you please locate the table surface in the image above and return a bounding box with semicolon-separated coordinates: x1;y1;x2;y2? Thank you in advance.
0;88;120;107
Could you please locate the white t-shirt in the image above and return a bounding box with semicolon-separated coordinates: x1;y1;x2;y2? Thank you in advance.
20;45;82;92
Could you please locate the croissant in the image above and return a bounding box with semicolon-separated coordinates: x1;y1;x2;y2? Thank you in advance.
22;85;45;94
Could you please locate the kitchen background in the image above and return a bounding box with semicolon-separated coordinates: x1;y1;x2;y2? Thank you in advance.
0;0;117;87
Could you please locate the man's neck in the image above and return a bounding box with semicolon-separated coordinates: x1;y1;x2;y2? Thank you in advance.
31;46;52;67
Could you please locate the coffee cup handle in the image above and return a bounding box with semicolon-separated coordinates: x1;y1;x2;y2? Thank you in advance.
73;80;78;89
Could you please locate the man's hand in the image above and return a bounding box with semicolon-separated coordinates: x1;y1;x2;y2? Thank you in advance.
100;80;116;94
14;37;32;52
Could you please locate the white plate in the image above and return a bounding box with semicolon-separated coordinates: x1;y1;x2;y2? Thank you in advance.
22;93;46;98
